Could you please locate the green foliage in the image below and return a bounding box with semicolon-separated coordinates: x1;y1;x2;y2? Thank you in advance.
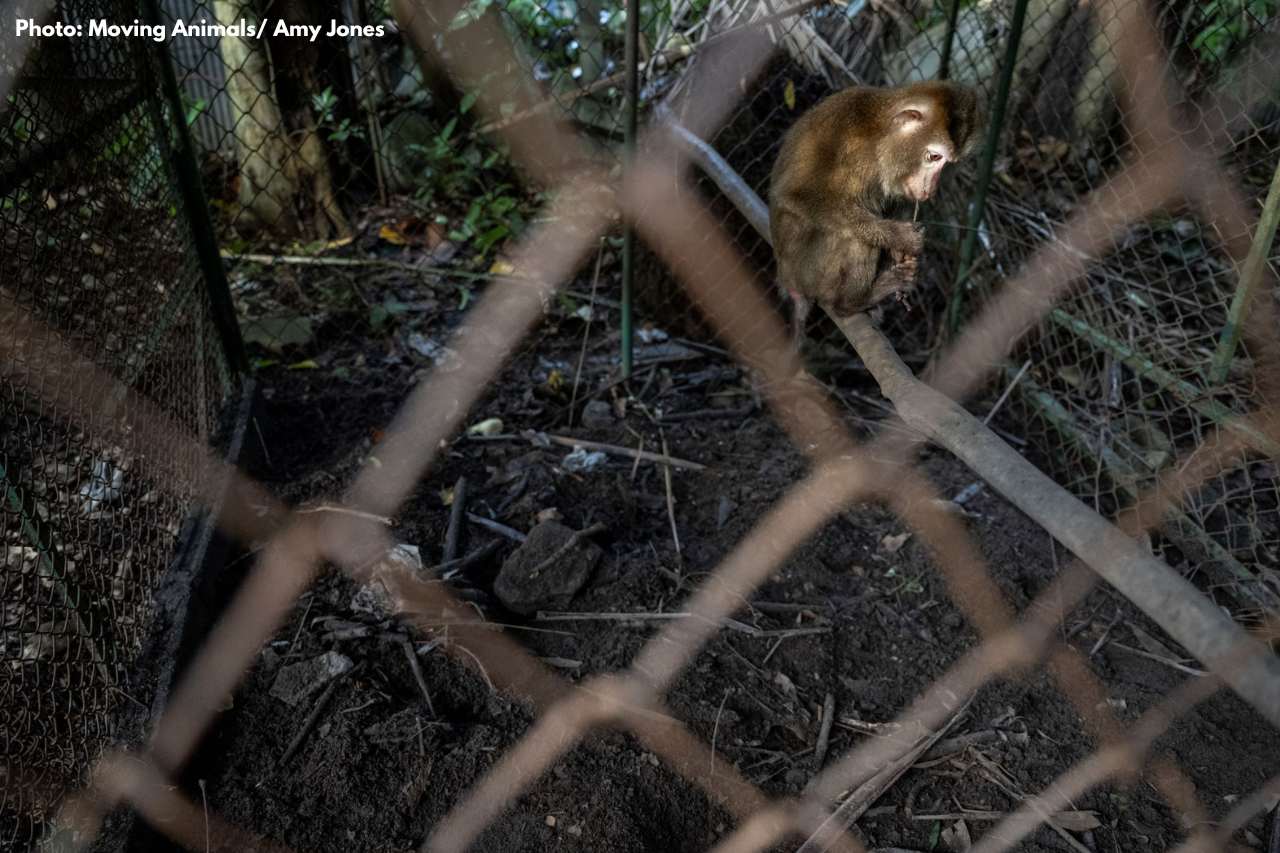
369;297;414;331
182;93;208;127
1192;0;1278;65
312;86;366;143
404;111;535;258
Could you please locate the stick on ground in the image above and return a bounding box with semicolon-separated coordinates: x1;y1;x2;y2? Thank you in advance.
278;663;363;767
444;476;468;563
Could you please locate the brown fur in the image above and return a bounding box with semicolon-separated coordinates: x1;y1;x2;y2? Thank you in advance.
769;81;981;342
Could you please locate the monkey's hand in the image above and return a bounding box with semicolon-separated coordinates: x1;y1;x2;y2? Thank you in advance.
886;221;924;260
892;253;919;282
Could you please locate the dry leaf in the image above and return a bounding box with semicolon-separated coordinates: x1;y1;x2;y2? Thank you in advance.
467;417;504;436
379;223;409;245
941;819;972;851
881;532;911;553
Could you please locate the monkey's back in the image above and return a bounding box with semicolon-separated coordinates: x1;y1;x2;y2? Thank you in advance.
768;87;895;212
769;87;893;309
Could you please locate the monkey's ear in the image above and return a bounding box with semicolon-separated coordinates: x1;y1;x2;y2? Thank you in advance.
892;107;925;129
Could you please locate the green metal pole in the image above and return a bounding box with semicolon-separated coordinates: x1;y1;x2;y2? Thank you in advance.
938;0;962;80
1209;154;1280;385
621;0;640;379
945;0;1029;335
143;0;249;378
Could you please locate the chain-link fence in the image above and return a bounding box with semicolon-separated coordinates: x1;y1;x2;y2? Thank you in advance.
3;0;1280;850
0;0;244;846
990;2;1280;618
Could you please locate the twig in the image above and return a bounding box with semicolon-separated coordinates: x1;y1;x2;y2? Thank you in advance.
436;538;504;580
799;696;972;851
534;610;829;639
710;689;731;777
1268;798;1280;853
526;522;607;579
920;729;1007;761
198;779;209;853
1108;642;1208;676
629;435;645;482
540;432;705;470
282;594;314;660
466;513;527;542
444;476;468;563
569;243;605;426
1088;609;1123;658
223;251;514;284
813;692;836;771
982;358;1031;425
399;635;437;717
279;662;363;766
661;433;683;565
450;641;497;693
658;405;755;423
295;503;394;525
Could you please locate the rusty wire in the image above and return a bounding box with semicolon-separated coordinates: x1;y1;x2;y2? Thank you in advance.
2;0;1279;851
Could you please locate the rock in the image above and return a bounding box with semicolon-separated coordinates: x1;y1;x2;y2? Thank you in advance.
351;543;423;618
716;496;737;530
270;651;353;707
561;446;606;473
494;521;602;615
580;399;614;429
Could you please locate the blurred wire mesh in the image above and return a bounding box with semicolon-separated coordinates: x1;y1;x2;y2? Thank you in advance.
3;0;1280;850
0;1;239;845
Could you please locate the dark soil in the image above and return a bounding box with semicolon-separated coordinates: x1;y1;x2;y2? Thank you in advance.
187;259;1280;853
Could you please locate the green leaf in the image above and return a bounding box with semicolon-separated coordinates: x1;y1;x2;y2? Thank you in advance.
241;315;315;354
927;820;941;849
475;224;509;252
460;91;479;114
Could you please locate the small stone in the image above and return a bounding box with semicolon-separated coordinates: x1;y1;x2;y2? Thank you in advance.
270;651;353;707
716;496;736;530
880;531;910;553
580;399;614;429
561;446;606;473
545;815;557;828
494;521;602;615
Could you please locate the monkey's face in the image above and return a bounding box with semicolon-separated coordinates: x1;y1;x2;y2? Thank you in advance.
892;104;957;202
883;83;981;203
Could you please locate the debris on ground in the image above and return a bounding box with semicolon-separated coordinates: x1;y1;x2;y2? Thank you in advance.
270;651;355;707
494;520;603;614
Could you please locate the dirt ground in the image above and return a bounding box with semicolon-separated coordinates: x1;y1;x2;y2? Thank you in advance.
188;257;1280;853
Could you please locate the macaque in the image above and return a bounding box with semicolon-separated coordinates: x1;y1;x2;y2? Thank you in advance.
769;81;982;343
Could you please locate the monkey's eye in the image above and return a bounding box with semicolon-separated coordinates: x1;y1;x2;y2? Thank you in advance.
925;151;944;163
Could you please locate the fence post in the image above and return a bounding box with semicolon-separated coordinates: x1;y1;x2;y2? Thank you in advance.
938;0;962;80
945;0;1029;335
1209;155;1280;385
621;0;640;379
143;0;249;378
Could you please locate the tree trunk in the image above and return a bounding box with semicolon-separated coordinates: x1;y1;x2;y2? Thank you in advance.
213;0;350;238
